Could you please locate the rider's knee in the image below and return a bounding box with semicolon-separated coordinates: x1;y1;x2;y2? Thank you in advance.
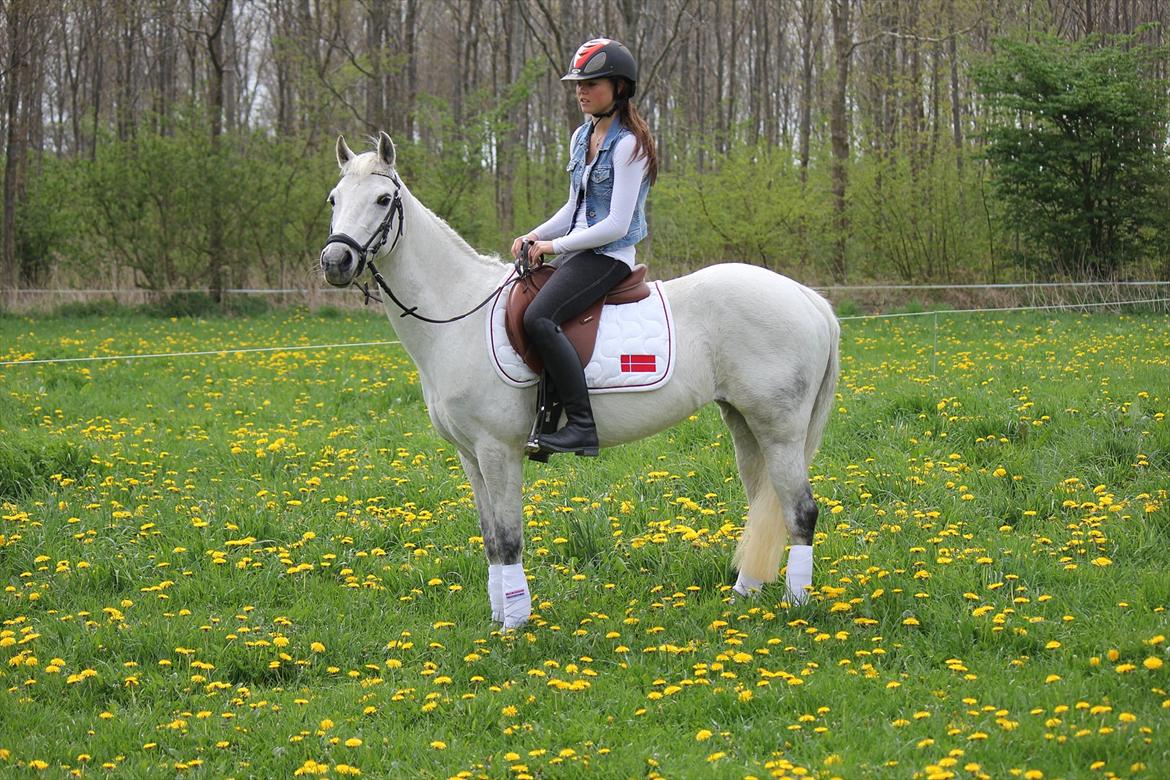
523;311;559;343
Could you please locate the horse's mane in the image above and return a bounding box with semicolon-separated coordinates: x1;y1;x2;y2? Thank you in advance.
342;151;505;271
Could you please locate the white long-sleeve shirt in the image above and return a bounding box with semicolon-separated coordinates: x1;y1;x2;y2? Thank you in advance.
531;132;647;269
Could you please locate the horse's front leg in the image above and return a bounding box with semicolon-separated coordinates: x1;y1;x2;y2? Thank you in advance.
459;444;529;630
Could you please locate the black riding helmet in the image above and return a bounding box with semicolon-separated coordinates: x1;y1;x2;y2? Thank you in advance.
561;38;638;98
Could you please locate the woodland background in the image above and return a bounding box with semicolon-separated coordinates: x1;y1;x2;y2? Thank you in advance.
1;0;1168;304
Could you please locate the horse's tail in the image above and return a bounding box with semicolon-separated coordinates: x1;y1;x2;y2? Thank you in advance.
800;287;840;469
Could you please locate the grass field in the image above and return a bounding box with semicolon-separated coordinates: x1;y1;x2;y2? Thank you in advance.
1;305;1168;779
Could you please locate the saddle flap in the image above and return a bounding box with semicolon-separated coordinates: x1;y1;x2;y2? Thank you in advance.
504;262;653;375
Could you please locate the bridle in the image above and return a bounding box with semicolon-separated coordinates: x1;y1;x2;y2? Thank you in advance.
322;171;521;324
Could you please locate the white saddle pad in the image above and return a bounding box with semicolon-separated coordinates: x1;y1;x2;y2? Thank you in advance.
486;273;675;394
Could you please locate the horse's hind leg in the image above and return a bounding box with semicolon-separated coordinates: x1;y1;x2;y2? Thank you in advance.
719;402;786;599
721;403;819;604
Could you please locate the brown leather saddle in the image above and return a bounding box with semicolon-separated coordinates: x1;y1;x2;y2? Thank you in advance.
504;263;652;373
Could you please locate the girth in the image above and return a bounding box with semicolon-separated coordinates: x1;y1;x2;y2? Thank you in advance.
504;263;651;374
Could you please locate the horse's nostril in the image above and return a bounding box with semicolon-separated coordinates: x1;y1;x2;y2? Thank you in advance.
321;244;353;269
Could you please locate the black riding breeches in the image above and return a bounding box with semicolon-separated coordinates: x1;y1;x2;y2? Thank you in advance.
522;251;630;348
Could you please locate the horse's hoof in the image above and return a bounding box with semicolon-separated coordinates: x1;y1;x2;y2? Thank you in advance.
730;587;759;604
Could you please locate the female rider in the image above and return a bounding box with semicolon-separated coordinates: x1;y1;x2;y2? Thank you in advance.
511;38;658;457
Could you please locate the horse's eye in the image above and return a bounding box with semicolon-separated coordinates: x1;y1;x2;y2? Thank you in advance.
328;196;335;207
377;194;392;207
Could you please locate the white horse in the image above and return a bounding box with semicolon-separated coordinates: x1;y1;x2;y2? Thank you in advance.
320;132;840;630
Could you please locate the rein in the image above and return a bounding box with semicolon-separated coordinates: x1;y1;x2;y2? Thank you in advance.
323;171;523;323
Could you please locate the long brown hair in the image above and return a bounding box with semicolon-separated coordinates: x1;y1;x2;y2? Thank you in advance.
614;79;658;184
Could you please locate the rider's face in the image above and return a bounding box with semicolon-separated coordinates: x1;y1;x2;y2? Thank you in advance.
575;79;615;115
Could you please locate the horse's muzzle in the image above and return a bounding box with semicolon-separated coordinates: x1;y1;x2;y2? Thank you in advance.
320;244;357;287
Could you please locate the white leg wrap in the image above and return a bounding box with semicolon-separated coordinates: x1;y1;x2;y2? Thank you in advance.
488;564;504;624
785;545;814;605
732;571;764;600
501;563;531;630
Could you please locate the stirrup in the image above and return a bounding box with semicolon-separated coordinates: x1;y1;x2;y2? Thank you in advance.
526;373;563;463
532;437;599;457
529;424;600;457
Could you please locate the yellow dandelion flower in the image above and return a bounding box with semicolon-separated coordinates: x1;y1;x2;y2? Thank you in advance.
430;741;447;750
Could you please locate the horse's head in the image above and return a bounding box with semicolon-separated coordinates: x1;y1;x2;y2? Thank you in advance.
320;131;404;287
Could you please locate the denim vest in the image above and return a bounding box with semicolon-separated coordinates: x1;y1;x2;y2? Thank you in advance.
566;118;650;253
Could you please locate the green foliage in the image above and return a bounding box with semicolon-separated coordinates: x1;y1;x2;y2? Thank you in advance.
60;108;336;295
402;59;548;252
974;35;1170;277
0;433;93;499
833;298;862;317
51;298;126;318
849;149;995;282
16;156;85;285
652;144;833;278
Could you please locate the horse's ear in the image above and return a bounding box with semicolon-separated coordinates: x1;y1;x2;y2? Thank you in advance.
377;131;396;168
336;135;355;168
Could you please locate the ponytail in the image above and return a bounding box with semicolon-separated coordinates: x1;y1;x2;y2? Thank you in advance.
614;79;658;184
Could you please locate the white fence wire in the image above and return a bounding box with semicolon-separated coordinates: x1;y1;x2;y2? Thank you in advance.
2;292;1168;369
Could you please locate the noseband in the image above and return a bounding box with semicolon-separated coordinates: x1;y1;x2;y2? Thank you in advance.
323;171;405;287
322;170;520;324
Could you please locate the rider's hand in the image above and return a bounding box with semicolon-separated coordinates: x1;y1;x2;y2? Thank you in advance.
511;232;539;260
528;240;554;264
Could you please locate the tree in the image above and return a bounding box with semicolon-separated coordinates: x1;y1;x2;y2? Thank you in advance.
975;35;1170;277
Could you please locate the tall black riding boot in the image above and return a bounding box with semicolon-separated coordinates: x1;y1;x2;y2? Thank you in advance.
530;325;599;457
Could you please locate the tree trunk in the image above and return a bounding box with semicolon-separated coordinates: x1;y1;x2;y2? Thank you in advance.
114;0;137;142
207;0;231;303
367;0;386;132
404;0;419;139
495;0;522;236
829;0;851;283
797;0;815;181
3;0;32;297
948;0;963;172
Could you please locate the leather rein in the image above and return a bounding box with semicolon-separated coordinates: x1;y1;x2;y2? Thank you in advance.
323;171;522;324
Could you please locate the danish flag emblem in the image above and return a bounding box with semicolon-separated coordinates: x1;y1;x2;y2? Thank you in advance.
620;354;656;373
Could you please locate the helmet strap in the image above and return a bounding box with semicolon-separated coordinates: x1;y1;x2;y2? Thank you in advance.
590;98;625;119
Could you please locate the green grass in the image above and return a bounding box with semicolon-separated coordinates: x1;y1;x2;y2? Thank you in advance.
0;306;1167;779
